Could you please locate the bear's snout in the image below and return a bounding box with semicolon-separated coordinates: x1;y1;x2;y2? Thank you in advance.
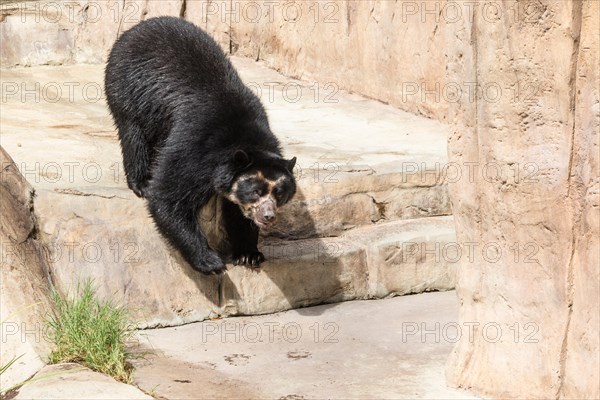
254;197;277;228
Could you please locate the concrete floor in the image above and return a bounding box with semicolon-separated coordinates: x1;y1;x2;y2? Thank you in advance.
132;291;477;399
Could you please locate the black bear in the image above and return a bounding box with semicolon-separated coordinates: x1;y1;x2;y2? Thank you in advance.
104;17;297;274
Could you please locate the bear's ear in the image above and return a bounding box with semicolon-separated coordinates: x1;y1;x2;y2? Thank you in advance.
287;157;297;172
233;149;250;166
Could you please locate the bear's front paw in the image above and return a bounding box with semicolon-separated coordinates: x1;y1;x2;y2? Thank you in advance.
194;251;227;275
233;251;265;268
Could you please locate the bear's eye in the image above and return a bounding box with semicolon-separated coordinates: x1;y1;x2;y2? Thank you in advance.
253;189;261;198
273;187;286;204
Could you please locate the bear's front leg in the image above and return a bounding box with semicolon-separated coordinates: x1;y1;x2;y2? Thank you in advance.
147;192;226;275
144;141;229;274
221;198;265;268
146;161;226;274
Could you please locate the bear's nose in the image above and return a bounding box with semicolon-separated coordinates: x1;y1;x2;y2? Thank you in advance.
264;211;276;222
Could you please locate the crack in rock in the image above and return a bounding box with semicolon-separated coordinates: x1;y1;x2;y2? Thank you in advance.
53;188;121;199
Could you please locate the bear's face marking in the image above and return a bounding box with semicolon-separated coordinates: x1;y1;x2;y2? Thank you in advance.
227;169;295;228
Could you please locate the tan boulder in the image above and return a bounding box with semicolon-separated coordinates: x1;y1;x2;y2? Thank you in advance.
0;146;51;391
560;1;600;397
15;363;152;399
445;1;599;398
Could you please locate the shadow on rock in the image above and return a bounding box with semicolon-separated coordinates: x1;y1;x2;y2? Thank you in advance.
213;188;366;317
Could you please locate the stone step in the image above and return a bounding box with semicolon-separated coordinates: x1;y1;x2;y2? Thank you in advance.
33;184;456;327
223;216;456;317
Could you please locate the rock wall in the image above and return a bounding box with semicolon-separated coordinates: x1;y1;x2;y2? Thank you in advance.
562;2;600;395
444;1;599;398
1;0;450;121
0;0;178;66
205;0;450;121
0;146;51;390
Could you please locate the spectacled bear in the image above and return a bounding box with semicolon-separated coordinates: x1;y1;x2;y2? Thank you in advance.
104;16;297;275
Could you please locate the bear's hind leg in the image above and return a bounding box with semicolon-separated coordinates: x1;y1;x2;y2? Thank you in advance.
118;121;151;198
222;199;264;267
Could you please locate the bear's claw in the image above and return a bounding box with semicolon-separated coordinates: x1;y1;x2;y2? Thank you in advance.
233;251;265;268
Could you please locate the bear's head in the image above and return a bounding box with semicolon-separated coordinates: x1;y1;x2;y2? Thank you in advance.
219;150;296;228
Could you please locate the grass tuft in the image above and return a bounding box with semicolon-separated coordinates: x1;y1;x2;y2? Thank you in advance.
45;279;136;383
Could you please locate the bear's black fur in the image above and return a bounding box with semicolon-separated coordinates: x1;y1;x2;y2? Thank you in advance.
105;16;296;274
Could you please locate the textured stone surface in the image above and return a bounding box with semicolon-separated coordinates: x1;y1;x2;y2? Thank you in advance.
561;1;600;397
0;1;76;66
1;1;122;66
144;0;183;20
34;188;222;329
0;146;51;391
222;236;369;316
186;0;231;51
444;1;599;398
15;363;152;399
1;1;450;120
345;217;457;298
132;291;477;400
222;0;449;121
